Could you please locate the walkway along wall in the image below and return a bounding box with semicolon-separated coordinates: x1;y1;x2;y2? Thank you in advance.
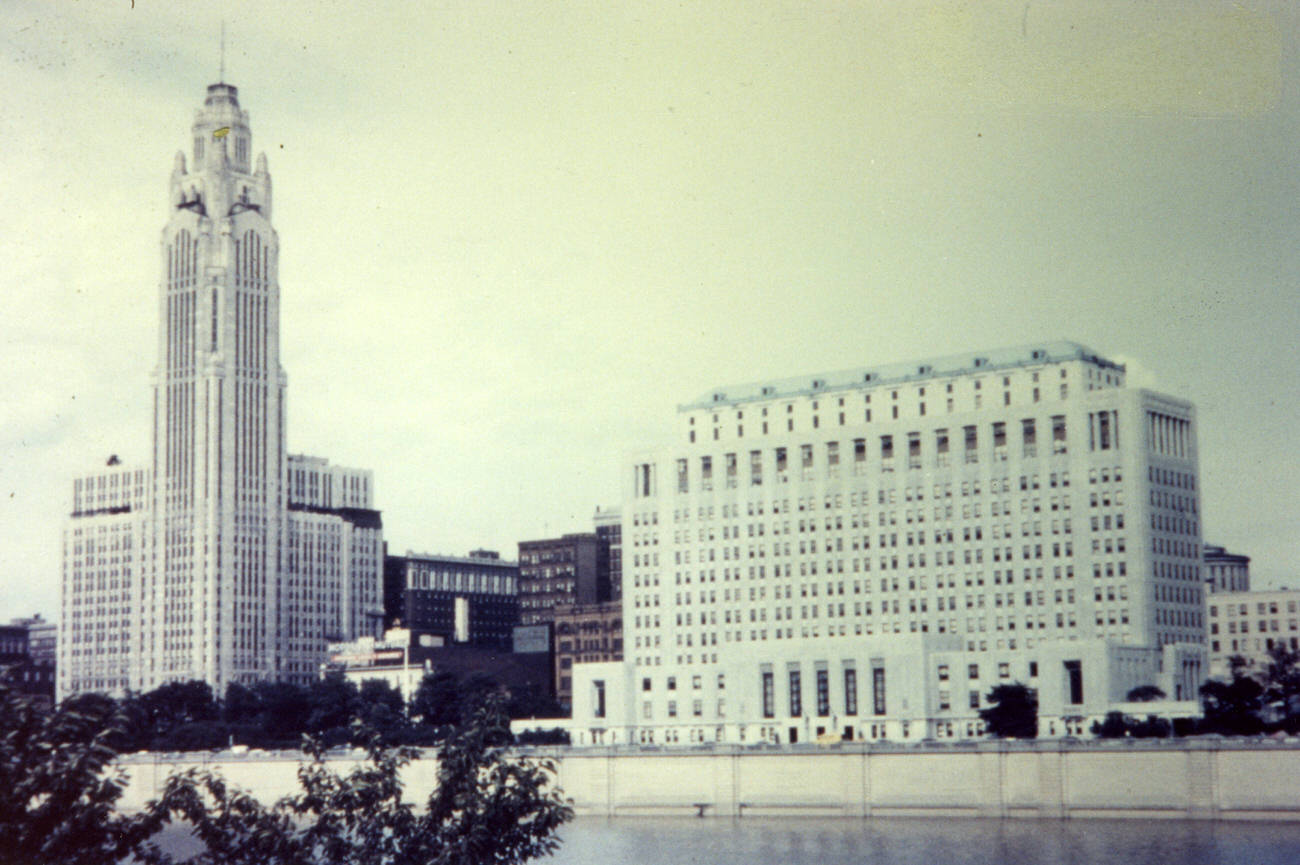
116;740;1300;821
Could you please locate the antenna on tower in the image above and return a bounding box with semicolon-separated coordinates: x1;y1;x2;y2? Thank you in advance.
219;21;226;83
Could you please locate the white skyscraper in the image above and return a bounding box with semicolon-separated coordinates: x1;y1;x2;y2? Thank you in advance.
567;342;1207;745
59;83;384;699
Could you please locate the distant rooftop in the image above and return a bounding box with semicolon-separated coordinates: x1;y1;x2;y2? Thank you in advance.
680;340;1123;411
400;551;519;568
1204;545;1251;564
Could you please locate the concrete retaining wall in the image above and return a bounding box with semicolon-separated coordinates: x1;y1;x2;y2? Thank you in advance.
116;740;1300;821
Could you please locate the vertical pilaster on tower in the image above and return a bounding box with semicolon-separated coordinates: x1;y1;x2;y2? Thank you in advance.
58;82;382;700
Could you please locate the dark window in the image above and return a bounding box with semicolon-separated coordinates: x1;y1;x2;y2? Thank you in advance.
872;666;886;715
789;669;802;717
844;668;858;715
1064;660;1083;704
762;671;774;718
816;669;830;716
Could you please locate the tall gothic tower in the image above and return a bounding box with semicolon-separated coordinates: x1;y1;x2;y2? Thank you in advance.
59;82;383;700
151;82;285;689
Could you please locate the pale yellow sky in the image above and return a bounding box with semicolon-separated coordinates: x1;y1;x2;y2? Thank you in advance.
2;1;1297;618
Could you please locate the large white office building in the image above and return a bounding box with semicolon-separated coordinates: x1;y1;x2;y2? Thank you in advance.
59;82;383;699
569;342;1207;744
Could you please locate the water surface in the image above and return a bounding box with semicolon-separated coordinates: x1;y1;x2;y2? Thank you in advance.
545;817;1300;865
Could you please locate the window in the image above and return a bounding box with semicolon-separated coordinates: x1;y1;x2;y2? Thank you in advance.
642;677;652;691
1052;415;1067;453
998;662;1010;678
937;664;949;681
816;669;830;716
1064;660;1083;704
667;676;677;690
854;438;866;462
969;689;980;709
762;671;775;718
881;435;893;460
872;666;886;715
968;663;979;679
789;669;803;716
844;668;858;715
593;680;606;718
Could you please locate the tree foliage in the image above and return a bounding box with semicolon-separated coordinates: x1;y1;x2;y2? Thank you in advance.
1125;685;1166;703
979;682;1038;739
138;692;573;865
1261;642;1300;717
0;681;165;865
1092;711;1172;739
2;674;572;865
1200;655;1265;735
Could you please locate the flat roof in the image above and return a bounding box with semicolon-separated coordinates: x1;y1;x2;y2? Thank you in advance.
680;340;1123;412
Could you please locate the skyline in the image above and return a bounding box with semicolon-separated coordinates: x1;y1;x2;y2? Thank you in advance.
3;1;1298;621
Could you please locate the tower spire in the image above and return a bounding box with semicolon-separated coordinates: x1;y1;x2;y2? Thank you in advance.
219;21;226;83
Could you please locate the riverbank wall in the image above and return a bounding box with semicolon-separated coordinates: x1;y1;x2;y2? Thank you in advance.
116;739;1300;821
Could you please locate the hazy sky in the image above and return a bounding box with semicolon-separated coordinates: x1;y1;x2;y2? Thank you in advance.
2;1;1297;621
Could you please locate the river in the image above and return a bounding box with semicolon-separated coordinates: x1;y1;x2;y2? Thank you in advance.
145;814;1300;864
544;817;1300;865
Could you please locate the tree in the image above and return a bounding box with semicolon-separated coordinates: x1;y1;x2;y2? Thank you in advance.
1125;685;1166;702
0;681;165;865
1200;656;1264;735
980;682;1038;739
410;670;462;729
1261;642;1300;722
307;671;362;742
1129;715;1172;738
139;691;573;865
1093;710;1129;738
357;678;408;744
252;680;312;745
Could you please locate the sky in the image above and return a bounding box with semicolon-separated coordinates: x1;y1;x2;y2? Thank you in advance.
2;1;1297;622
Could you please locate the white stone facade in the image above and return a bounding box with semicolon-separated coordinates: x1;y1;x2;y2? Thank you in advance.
59;83;382;699
572;342;1206;744
1207;588;1300;679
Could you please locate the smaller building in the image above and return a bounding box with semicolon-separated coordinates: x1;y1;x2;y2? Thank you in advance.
325;627;554;707
1206;588;1299;679
517;533;601;626
384;550;519;649
594;505;622;602
1;620;56;707
553;601;623;709
1204;545;1251;593
13;615;57;665
565;636;1204;748
0;626;29;666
